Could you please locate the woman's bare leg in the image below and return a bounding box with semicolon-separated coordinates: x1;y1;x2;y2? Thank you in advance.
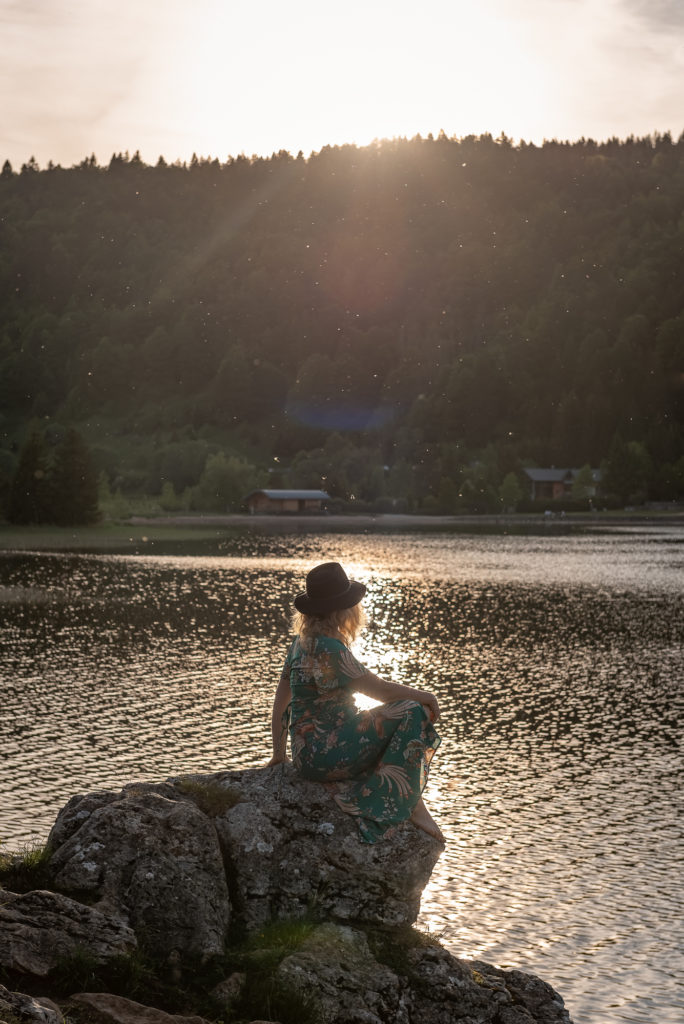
410;797;445;843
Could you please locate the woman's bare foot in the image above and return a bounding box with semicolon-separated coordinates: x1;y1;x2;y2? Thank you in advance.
410;797;445;843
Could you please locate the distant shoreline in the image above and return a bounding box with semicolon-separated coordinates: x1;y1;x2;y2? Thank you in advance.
1;510;683;554
127;510;684;528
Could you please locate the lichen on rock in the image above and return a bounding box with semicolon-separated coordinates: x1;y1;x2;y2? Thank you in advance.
205;764;443;933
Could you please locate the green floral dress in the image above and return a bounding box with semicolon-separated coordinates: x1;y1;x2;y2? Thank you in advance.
284;634;441;843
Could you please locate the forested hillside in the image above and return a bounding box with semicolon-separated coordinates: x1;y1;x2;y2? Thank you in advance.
1;132;683;513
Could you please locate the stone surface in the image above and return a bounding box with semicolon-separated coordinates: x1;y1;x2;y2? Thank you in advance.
473;962;572;1024
277;923;408;1024
0;890;136;977
47;783;231;960
205;764;443;932
46;791;120;852
209;972;246;1013
67;993;210;1024
276;923;572;1024
0;985;63;1024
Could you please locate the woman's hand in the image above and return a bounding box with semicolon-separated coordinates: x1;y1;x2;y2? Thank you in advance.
418;692;441;723
266;754;291;767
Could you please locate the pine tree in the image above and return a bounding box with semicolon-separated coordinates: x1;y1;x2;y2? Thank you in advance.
601;434;652;505
499;472;523;512
8;432;51;523
571;464;596;501
50;429;100;525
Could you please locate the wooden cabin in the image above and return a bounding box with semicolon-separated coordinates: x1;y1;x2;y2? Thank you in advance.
523;468;600;502
245;489;331;515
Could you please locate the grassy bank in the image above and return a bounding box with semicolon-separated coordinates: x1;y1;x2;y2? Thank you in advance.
0;522;232;552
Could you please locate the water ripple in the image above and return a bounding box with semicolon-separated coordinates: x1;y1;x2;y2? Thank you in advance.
1;528;682;1024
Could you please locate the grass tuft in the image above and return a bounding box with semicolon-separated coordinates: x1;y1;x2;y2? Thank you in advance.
225;917;320;1023
245;917;317;954
49;946;102;994
0;842;53;893
365;922;445;976
235;975;320;1024
50;947;226;1020
174;777;243;817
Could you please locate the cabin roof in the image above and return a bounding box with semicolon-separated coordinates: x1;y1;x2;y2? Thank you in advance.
246;489;331;500
523;468;601;482
523;468;572;482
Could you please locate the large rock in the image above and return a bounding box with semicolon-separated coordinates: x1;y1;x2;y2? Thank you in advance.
46;766;441;946
0;890;136;977
0;985;63;1024
205;764;442;931
47;783;231;960
276;923;572;1024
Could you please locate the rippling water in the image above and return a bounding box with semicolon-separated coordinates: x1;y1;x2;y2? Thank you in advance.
1;525;682;1024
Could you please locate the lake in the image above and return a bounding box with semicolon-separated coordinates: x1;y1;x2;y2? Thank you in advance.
1;522;682;1024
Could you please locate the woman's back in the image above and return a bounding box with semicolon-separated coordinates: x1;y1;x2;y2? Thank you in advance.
286;634;364;722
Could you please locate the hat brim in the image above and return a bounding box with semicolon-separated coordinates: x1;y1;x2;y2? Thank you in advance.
294;580;366;617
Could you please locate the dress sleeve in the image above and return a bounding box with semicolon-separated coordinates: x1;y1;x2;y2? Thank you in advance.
282;637;297;677
330;640;368;688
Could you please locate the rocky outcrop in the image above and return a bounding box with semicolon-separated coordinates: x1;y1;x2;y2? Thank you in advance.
275;923;570;1024
0;765;573;1024
0;889;136;976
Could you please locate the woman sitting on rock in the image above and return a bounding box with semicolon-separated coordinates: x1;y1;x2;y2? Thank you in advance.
268;561;444;843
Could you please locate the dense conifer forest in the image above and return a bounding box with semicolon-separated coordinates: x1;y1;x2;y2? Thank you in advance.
1;132;683;516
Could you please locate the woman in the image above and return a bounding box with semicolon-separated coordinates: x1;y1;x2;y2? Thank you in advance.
268;561;444;843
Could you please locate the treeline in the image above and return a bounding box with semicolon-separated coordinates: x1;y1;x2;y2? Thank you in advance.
7;427;99;525
1;132;683;515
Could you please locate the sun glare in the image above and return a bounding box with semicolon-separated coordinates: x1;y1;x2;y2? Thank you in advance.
3;0;683;168
162;0;548;162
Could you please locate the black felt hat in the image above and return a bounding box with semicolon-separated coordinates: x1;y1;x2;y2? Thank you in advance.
294;562;366;616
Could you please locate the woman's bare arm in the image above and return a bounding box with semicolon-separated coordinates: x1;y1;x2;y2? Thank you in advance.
267;667;292;765
353;671;441;722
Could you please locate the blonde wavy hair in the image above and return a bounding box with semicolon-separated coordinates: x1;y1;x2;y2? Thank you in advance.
292;602;367;648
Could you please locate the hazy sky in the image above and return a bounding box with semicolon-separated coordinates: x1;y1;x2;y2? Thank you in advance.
2;0;683;167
